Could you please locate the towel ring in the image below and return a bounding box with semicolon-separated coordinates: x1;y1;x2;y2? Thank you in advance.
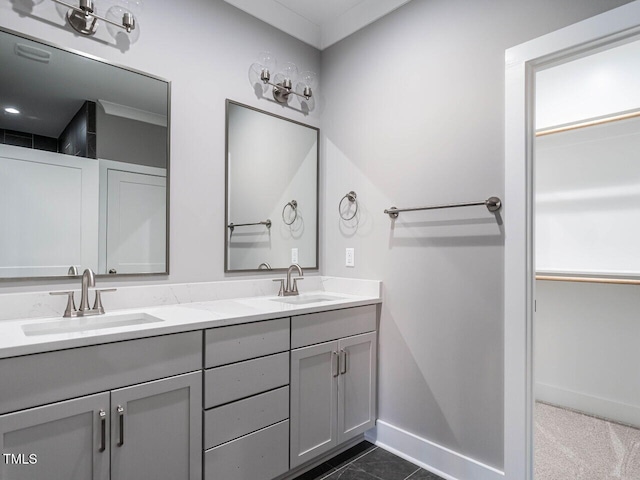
339;191;358;221
282;200;298;225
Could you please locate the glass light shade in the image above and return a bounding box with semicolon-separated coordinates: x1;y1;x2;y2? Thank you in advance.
280;62;299;83
299;71;317;89
121;0;143;14
295;71;317;98
106;5;140;44
257;51;277;76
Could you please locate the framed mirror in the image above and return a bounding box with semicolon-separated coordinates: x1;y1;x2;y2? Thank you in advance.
0;27;170;279
225;100;319;272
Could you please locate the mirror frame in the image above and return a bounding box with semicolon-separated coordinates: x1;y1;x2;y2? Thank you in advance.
0;26;171;281
224;99;320;273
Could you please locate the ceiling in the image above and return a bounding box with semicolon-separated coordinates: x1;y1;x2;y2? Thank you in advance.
224;0;412;50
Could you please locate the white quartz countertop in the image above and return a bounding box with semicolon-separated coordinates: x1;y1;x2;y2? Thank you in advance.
0;288;381;359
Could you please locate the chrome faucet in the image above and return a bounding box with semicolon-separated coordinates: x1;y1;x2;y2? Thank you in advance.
273;263;304;296
78;268;95;314
50;268;117;318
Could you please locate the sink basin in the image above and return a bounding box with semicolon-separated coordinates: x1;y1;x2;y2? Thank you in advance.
271;294;345;305
22;312;164;336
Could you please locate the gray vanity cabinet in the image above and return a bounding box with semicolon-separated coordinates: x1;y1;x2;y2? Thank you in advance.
290;340;340;468
290;306;378;469
0;331;202;480
110;371;202;480
0;372;202;480
0;392;110;480
337;331;377;442
203;318;291;480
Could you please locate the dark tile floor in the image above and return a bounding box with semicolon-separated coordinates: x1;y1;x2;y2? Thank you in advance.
293;442;444;480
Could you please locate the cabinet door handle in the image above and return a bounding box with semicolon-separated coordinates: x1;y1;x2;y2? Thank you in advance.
340;349;347;374
332;351;339;377
99;410;106;452
117;405;125;447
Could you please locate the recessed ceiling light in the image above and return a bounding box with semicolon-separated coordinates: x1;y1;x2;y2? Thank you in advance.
4;107;20;114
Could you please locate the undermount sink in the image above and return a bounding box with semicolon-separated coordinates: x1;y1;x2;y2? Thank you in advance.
22;312;164;336
271;294;345;305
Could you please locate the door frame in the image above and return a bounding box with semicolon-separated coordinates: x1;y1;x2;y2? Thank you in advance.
503;2;640;479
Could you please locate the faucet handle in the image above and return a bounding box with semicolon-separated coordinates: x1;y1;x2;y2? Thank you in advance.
292;277;304;294
93;288;117;314
50;291;77;318
272;279;285;296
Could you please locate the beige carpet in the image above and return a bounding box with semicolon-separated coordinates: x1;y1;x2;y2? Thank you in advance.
535;402;640;479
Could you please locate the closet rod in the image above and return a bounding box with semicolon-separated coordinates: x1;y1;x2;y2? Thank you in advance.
536;275;640;286
384;196;501;218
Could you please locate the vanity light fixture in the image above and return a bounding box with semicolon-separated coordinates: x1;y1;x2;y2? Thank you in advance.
248;52;317;105
4;107;20;114
48;0;139;40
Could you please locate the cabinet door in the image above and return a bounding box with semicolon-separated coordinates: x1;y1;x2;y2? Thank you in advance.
338;332;377;443
0;392;110;480
110;371;202;480
290;341;339;469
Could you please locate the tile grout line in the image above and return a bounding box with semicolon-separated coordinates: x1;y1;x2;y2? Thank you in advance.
317;446;379;480
403;467;422;480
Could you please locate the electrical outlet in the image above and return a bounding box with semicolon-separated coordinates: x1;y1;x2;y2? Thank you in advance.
291;248;299;263
345;248;355;267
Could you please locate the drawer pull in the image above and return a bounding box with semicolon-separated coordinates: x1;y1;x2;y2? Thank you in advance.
99;410;106;452
340;350;347;374
117;405;125;447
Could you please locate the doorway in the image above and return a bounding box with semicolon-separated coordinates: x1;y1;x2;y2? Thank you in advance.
533;39;640;478
504;3;640;479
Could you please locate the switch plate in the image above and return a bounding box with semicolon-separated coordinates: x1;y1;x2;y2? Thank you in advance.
345;248;355;267
291;248;299;264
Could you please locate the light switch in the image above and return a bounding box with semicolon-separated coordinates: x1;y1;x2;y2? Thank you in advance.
345;248;355;267
291;248;299;263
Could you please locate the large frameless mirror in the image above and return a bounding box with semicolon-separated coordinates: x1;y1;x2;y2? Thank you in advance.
0;27;170;279
225;100;319;272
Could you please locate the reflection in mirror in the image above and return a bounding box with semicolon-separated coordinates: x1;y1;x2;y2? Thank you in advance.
225;100;318;272
0;28;170;279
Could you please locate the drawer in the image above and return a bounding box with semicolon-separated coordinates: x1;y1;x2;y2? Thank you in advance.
204;420;289;480
0;331;202;415
291;305;377;349
204;386;289;449
204;352;289;408
205;318;290;368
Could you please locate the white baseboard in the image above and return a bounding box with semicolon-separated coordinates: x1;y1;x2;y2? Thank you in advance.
536;382;640;427
365;420;504;480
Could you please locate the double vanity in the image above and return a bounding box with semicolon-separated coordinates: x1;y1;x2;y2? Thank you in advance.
0;24;369;480
0;277;380;480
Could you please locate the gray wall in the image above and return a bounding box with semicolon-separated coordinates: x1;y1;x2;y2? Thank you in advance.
0;0;635;475
0;0;320;291
320;0;632;470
